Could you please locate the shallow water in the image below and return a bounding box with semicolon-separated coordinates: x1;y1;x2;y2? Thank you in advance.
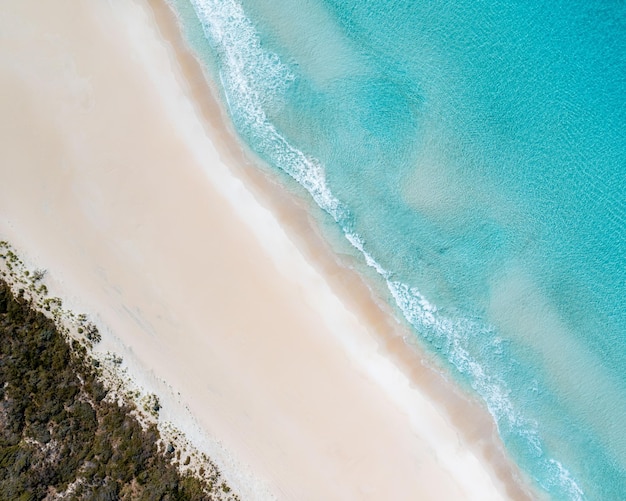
172;0;626;498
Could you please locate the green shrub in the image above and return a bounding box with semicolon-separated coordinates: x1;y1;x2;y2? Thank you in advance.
0;279;234;500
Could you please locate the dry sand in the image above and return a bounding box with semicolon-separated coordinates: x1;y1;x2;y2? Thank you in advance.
0;0;533;499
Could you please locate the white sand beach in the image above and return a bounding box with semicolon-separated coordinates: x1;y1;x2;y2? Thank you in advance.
0;0;532;499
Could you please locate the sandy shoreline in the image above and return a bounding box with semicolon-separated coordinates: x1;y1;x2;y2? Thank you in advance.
0;0;534;499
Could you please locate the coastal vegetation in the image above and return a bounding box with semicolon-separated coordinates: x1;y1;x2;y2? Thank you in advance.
0;244;238;500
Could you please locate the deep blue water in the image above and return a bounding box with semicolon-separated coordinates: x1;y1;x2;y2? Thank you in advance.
172;0;626;498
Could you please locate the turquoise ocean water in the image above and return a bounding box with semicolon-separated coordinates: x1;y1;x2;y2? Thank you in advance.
170;0;626;498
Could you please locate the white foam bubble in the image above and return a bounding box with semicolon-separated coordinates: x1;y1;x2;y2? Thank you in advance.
190;0;347;227
345;232;388;277
549;459;585;501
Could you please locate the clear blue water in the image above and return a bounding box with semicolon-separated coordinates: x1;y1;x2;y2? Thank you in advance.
171;0;626;498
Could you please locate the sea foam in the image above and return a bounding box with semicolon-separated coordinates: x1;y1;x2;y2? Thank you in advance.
181;0;624;498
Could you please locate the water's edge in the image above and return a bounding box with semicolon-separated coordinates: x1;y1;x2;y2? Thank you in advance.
151;0;542;498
